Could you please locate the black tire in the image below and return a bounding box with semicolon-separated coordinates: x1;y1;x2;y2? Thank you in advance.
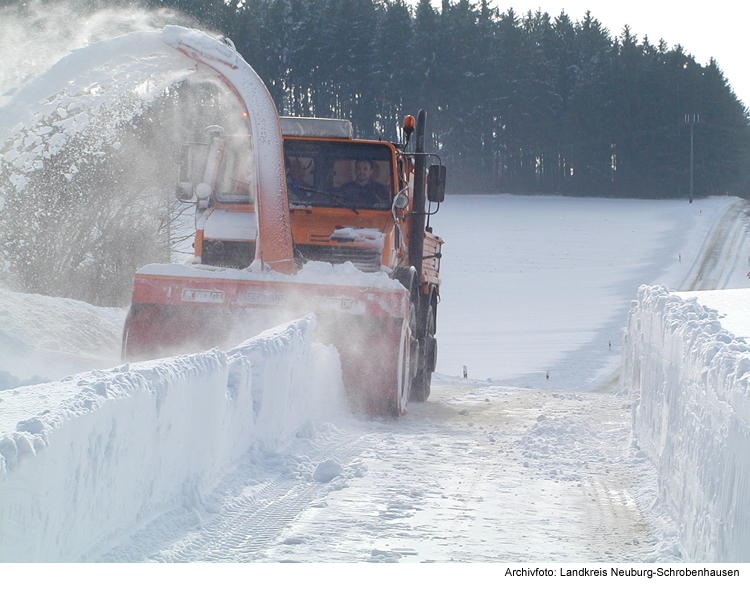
392;266;417;293
409;291;437;402
396;314;413;415
393;265;420;379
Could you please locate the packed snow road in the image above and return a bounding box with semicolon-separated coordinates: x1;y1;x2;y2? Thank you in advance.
679;198;750;291
101;383;674;562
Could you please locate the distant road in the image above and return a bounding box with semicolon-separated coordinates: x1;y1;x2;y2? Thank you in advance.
680;199;750;291
594;197;750;394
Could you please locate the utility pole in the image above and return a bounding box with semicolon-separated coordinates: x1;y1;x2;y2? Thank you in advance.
684;114;701;203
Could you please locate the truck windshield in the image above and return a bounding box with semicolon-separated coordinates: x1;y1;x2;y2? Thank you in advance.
283;139;394;211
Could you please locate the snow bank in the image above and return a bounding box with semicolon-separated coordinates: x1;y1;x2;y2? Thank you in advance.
0;288;125;387
0;315;346;562
621;285;750;561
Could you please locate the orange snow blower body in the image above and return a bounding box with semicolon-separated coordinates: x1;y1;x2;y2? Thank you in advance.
122;31;445;415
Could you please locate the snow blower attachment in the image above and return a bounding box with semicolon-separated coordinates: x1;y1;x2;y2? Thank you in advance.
123;27;446;416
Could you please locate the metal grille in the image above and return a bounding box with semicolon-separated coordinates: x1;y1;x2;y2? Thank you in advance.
201;240;256;269
294;244;382;273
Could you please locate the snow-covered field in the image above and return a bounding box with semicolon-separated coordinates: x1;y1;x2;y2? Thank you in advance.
436;194;750;389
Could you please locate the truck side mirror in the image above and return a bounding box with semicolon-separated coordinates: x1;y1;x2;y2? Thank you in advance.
176;143;208;202
427;164;446;203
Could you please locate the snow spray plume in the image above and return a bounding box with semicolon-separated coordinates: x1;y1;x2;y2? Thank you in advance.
121;273;404;417
0;0;194;102
311;309;398;416
1;77;248;305
0;8;248;305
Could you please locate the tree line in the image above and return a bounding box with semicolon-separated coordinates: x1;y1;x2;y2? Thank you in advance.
143;0;750;198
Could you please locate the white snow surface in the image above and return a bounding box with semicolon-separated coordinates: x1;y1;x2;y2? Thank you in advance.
679;288;750;339
3;195;750;566
622;285;750;562
136;260;405;290
329;226;386;249
0;288;125;388
2;15;750;567
0;315;346;561
436;194;749;389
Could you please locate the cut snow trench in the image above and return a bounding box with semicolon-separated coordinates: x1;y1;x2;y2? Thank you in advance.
2;195;746;562
0;315;347;562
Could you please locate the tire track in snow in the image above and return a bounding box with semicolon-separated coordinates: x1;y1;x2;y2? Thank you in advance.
681;199;750;291
163;475;321;562
99;427;368;562
102;385;679;562
259;386;678;562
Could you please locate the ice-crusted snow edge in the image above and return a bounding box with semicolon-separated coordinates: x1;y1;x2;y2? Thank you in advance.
0;314;347;562
621;284;750;562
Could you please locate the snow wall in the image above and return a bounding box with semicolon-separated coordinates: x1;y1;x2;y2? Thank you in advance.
0;314;346;562
621;285;750;562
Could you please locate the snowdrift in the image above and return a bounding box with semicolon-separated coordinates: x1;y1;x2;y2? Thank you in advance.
0;315;346;562
0;287;125;388
621;285;750;561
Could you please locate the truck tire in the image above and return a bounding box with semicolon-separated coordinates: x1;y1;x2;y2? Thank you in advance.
409;291;437;402
396;312;413;415
393;265;420;379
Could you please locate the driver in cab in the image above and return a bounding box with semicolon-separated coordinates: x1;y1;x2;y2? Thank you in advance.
341;158;389;207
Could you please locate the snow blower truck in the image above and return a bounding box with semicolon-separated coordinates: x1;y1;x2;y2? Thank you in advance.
122;28;446;416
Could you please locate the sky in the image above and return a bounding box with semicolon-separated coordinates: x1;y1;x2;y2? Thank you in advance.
417;1;750;109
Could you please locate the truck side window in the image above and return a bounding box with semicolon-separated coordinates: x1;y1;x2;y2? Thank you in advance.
215;137;256;204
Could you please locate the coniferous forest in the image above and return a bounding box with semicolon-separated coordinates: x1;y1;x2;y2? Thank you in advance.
72;1;750;196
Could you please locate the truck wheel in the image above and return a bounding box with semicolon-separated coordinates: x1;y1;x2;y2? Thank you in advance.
394;266;420;383
396;311;412;415
409;293;437;402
